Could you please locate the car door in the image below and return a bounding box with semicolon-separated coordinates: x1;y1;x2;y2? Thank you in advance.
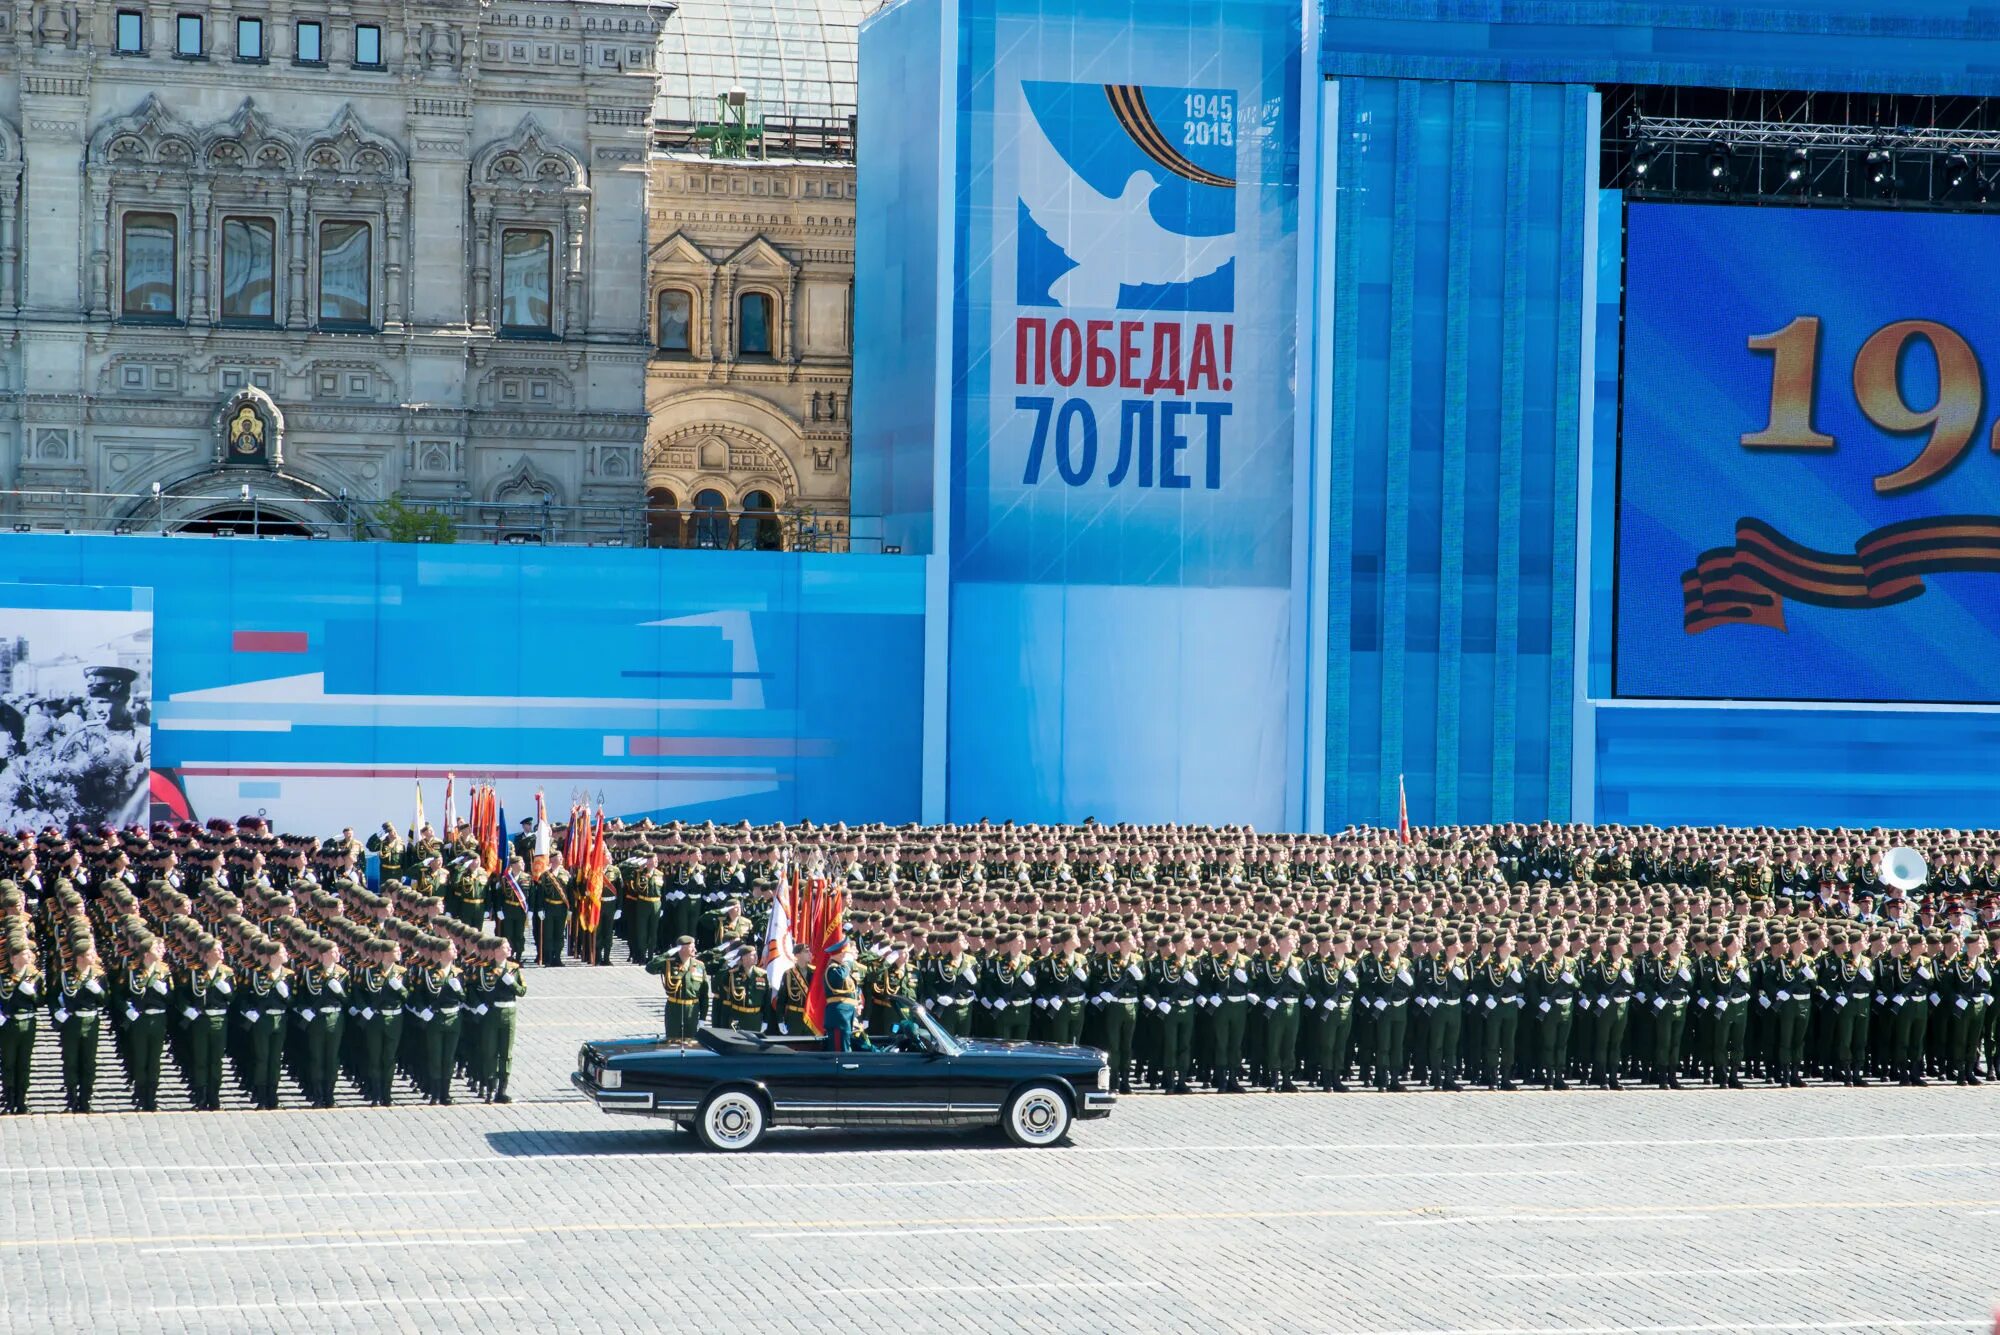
823;1048;957;1127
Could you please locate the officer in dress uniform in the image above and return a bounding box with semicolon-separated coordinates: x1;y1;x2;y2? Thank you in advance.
918;931;977;1037
121;934;173;1111
55;943;108;1113
0;934;41;1113
822;939;861;1052
645;937;709;1037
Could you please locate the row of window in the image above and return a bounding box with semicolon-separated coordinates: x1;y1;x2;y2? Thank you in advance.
657;290;774;358
121;212;556;332
644;488;783;550
114;12;381;66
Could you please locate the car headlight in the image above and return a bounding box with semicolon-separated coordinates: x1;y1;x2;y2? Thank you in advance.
1096;1064;1110;1092
599;1068;622;1089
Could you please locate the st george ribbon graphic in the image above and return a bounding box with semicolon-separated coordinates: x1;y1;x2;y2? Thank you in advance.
1681;515;2000;633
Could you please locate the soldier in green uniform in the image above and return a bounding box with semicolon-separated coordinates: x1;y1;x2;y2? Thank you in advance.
532;856;571;967
1039;930;1091;1046
293;938;347;1108
1531;935;1578;1089
1650;935;1693;1089
1149;933;1199;1094
1367;933;1414;1091
646;936;709;1037
1208;930;1252;1092
1707;933;1752;1089
468;937;526;1102
493;858;531;964
1827;930;1874;1086
1940;933;1984;1084
1769;932;1814;1087
239;940;291;1110
121;935;173;1111
865;947;918;1038
1091;930;1143;1095
1426;933;1468;1091
1257;931;1305;1091
771;942;813;1036
714;948;770;1032
1;936;42;1113
356;939;407;1106
623;852;664;964
446;857;489;929
1312;932;1360;1091
1480;934;1523;1090
55;943;107;1113
981;931;1037;1042
176;939;233;1111
917;931;976;1037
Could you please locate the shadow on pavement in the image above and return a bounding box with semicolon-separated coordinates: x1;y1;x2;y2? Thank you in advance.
483;1126;1008;1157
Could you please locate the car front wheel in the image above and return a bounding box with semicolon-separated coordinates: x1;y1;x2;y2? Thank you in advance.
1002;1083;1072;1147
696;1089;766;1152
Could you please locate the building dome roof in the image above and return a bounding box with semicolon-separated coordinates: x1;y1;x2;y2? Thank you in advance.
654;0;871;131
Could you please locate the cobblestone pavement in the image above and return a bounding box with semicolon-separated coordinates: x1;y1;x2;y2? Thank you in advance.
2;962;1996;1335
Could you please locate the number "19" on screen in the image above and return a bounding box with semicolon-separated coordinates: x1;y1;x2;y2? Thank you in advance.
1741;315;1989;495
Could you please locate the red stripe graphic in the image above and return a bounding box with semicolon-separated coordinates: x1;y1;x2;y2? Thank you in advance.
233;631;310;653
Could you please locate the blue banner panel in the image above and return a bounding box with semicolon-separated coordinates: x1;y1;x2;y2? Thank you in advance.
945;0;1301;826
1617;202;2000;704
0;536;924;833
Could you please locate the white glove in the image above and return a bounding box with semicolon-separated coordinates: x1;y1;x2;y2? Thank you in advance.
1538;1001;1551;1013
1653;998;1666;1010
1695;997;1709;1009
1181;970;1197;986
1596;996;1609;1010
182;1006;197;1020
1956;998;1969;1010
1834;995;1848;1008
1303;997;1318;1009
1929;992;1940;1005
1022;972;1036;987
1126;964;1143;981
275;982;289;999
1142;996;1158;1011
124;1004;139;1022
245;1009;261;1022
54;1010;69;1024
1776;990;1790;1002
1484;997;1498;1011
1232;968;1248;984
1373;998;1388;1012
363;1007;376;1020
1264;998;1279;1011
85;979;103;995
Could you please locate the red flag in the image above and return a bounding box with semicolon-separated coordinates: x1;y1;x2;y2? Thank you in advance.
1397;774;1411;845
577;806;608;934
802;864;845;1037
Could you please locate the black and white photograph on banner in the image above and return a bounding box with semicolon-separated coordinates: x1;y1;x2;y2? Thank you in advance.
0;604;153;830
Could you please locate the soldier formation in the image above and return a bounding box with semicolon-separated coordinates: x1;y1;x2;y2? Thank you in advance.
0;818;523;1114
590;818;1999;1095
7;813;1998;1113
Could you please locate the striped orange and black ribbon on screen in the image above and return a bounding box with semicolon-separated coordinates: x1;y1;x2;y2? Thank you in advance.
1680;515;2000;634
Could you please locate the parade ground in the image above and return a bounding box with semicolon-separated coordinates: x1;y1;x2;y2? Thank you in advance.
2;962;1995;1335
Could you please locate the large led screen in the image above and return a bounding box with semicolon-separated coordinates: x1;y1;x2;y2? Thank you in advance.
1618;202;2000;702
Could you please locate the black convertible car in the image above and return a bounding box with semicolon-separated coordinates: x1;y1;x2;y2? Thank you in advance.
572;1005;1114;1150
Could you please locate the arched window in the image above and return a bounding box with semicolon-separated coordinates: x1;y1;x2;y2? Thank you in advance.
737;292;774;358
657;290;693;354
691;489;728;549
736;490;782;551
645;487;682;549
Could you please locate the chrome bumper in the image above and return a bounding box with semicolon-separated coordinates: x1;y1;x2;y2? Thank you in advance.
570;1070;655;1113
1081;1090;1117;1118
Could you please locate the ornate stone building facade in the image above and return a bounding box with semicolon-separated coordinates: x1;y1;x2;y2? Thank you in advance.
641;0;861;550
0;0;667;540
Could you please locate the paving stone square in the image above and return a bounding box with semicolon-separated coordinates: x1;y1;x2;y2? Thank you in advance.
2;961;1995;1335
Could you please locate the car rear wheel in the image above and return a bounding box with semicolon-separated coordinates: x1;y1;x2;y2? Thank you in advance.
696;1089;766;1151
1002;1083;1072;1147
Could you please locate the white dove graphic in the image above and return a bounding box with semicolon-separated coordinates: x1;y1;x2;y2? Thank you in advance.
1018;97;1235;310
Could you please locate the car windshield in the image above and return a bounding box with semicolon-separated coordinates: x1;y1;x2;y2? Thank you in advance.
909;1002;963;1058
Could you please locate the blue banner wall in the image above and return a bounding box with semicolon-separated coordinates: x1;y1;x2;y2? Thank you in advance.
0;536;925;833
939;0;1305;826
1323;77;1589;828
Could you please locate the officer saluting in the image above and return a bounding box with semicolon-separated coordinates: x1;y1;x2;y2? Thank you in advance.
645;936;708;1038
